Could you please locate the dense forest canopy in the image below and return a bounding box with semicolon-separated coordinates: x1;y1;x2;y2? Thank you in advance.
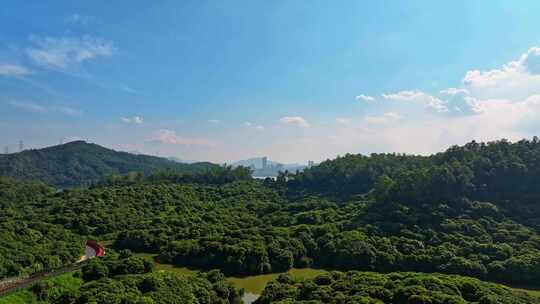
288;137;540;201
254;271;538;304
0;177;83;279
2;138;540;302
0;141;217;188
0;251;243;304
285;138;540;229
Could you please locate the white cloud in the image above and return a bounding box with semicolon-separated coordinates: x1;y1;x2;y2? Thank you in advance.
8;100;81;116
8;100;45;113
244;121;264;130
0;64;32;77
121;116;144;124
152;129;214;147
127;46;540;163
442;89;480;115
355;94;376;102
440;88;469;96
383;90;449;113
304;96;539;162
425;98;449;113
120;85;139;94
280;116;310;128
208;119;220;124
26;35;115;70
244;121;265;131
382;90;427;102
523;48;540;74
462;48;540;87
310;46;540;161
364;112;401;124
463;68;517;88
462;47;540;100
383;89;481;115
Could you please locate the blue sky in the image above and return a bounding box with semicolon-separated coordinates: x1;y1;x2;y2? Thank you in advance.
2;1;540;163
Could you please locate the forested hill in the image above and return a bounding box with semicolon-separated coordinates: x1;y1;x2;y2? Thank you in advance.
287;137;540;203
0;141;216;188
4;138;540;300
285;138;540;230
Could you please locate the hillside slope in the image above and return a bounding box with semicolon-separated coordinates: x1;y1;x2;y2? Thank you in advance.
3;138;540;294
287;138;540;229
0;141;215;187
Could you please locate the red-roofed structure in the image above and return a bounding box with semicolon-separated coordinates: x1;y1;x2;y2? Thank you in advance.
86;240;105;257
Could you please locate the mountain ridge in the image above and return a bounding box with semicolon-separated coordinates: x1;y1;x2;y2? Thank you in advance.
0;141;216;187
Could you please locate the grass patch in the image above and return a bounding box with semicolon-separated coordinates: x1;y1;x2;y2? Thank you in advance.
132;252;326;294
0;290;36;304
511;287;540;297
228;268;327;294
0;272;83;304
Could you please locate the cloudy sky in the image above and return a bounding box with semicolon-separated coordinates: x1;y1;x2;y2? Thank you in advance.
2;1;540;163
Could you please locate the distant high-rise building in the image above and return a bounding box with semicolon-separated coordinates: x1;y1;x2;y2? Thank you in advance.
262;157;268;169
3;146;8;154
18;141;24;152
308;160;315;167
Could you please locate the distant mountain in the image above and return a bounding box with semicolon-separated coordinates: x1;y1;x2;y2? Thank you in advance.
0;141;216;188
232;157;307;177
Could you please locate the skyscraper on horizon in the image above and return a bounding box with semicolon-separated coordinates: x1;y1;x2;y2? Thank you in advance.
262;156;268;169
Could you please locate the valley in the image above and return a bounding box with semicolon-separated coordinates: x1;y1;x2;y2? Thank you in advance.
2;139;540;303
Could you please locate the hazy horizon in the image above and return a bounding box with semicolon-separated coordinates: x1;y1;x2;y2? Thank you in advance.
3;1;540;163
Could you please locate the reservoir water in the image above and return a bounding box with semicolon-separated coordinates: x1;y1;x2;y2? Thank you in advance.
137;255;327;303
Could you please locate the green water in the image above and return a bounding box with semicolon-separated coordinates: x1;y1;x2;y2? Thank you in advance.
228;268;327;294
156;264;325;294
134;253;540;300
133;253;326;294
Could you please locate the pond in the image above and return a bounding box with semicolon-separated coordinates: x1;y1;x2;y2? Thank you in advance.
229;267;327;303
133;253;327;303
130;253;540;302
160;266;326;303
